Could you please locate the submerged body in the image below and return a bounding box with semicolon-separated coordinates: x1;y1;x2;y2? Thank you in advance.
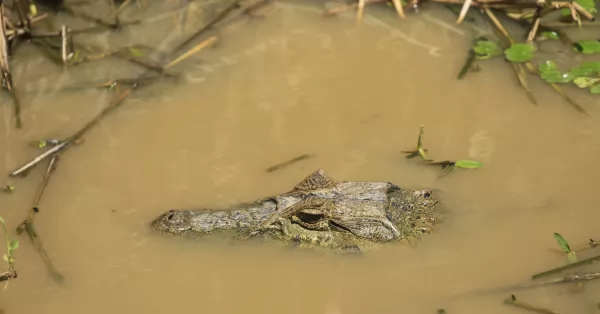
152;169;441;251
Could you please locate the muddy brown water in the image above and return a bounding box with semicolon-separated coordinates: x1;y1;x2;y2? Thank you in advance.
1;1;600;313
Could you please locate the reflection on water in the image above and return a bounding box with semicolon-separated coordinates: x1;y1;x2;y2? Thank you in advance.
1;1;600;314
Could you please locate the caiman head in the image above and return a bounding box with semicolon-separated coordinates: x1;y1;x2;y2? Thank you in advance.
152;209;194;235
386;188;441;238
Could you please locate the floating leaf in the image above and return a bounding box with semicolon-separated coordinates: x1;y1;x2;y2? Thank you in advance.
8;240;18;252
573;77;600;88
554;232;572;254
3;185;15;193
29;4;38;16
504;43;536;63
569;62;600;77
454;160;483;169
573;40;600;54
473;40;502;60
128;47;145;57
539;60;575;83
539;31;559;40
590;84;600;94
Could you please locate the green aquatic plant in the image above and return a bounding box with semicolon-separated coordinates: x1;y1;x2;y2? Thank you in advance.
0;216;19;289
504;43;536;63
473;39;502;60
2;185;14;194
554;232;578;264
402;127;484;177
573;40;600;55
454;160;484;169
539;61;574;84
402;125;429;160
537;61;600;94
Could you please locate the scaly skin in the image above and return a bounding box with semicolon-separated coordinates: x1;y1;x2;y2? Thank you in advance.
151;169;441;251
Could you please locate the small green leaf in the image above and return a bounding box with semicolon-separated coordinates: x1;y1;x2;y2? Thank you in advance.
2;254;7;262
0;216;5;225
561;0;598;16
573;77;600;88
454;160;484;169
128;47;145;57
573;40;600;54
539;60;575;83
3;185;14;193
539;31;559;40
569;62;600;77
473;40;502;60
29;4;38;16
554;232;572;254
590;84;600;94
9;240;19;252
504;43;536;63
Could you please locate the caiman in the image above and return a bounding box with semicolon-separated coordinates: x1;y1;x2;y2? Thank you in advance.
152;169;441;252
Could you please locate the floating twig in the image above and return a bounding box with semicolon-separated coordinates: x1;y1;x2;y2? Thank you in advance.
456;0;472;25
16;154;64;283
243;0;274;17
266;154;313;173
170;0;241;57
390;0;406;19
356;0;366;25
165;36;218;69
504;294;560;314
532;253;600;280
519;272;600;289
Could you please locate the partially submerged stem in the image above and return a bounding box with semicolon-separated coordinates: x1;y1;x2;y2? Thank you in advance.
0;270;17;282
165;36;218;69
456;0;472;25
390;0;406;19
525;7;542;43
356;0;366;25
0;3;22;129
532;253;600;280
16;154;64;283
170;0;241;57
518;272;600;289
483;8;539;105
504;294;560;314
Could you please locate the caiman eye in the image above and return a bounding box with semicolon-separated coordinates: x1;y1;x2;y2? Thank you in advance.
167;214;175;221
423;192;431;198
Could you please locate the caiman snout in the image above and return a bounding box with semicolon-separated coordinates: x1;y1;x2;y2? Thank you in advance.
152;209;193;235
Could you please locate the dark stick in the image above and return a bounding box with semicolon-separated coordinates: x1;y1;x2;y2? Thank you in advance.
0;269;17;282
16;154;64;283
170;0;241;56
0;3;22;128
266;154;313;172
504;294;560;314
532;253;600;279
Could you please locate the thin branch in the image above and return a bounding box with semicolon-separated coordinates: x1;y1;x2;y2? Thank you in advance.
16;154;64;283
